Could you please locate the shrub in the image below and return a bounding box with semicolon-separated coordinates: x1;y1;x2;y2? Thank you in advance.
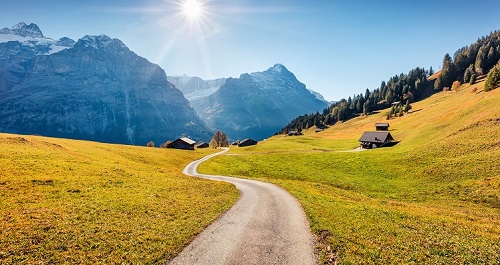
451;81;461;92
146;141;155;147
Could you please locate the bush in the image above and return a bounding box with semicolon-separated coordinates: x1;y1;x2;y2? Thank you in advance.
146;141;155;147
451;81;461;92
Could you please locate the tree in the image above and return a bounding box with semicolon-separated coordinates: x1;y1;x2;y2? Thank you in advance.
484;60;500;91
434;76;442;90
146;141;155;147
438;53;454;89
428;66;434;76
210;131;229;148
463;64;474;83
469;73;477;84
475;46;487;75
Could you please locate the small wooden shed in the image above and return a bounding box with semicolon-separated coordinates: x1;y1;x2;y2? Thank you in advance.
359;131;394;149
375;123;390;131
288;130;300;136
196;142;209;148
238;139;257;147
167;137;196;150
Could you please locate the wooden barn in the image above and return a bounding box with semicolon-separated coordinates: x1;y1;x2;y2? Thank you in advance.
375;123;390;131
238;139;257;147
196;142;209;148
359;131;394;149
167;137;196;150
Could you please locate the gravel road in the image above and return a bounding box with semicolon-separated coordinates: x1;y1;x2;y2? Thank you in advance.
168;148;317;265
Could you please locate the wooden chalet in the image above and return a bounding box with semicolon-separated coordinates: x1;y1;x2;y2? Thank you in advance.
238;139;257;147
167;137;196;150
196;142;209;148
359;131;394;149
375;123;390;131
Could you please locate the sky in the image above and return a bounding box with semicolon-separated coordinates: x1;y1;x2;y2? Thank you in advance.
1;0;500;101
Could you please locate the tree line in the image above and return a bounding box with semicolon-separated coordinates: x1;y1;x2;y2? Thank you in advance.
280;30;500;134
435;30;500;90
280;66;431;134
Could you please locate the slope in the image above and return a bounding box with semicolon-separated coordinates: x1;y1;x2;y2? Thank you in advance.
199;80;500;264
0;134;238;263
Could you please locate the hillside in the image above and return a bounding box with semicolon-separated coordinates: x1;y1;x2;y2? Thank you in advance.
0;135;238;263
199;80;500;264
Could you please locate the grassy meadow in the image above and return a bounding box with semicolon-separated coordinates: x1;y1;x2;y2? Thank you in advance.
0;136;238;264
200;82;500;264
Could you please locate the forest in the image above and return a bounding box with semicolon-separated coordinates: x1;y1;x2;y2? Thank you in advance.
280;30;500;134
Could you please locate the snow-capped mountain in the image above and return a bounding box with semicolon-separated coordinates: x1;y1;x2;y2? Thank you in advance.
168;75;226;101
0;23;212;145
0;22;44;38
187;64;329;140
0;22;75;59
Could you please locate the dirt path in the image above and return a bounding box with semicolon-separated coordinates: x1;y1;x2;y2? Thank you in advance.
168;148;317;265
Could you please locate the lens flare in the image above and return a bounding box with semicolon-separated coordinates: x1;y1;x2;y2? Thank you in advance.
182;0;203;19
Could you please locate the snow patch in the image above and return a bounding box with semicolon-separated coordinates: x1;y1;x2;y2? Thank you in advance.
0;33;73;55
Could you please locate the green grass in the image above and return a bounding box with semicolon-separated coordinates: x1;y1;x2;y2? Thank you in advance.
200;82;500;264
0;135;238;264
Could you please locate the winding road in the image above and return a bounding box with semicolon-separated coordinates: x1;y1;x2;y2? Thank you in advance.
168;148;317;265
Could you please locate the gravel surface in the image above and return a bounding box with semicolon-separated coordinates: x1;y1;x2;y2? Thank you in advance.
169;148;317;265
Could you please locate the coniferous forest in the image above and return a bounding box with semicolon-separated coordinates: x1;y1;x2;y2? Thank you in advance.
280;30;500;134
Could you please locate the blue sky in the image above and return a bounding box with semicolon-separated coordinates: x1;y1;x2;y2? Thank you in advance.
2;0;500;101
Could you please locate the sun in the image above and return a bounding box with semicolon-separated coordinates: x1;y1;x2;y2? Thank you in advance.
182;0;203;19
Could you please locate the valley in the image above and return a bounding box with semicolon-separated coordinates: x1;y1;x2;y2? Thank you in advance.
199;81;500;264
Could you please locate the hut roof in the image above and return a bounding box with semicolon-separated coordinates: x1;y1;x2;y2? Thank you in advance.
179;137;196;145
359;131;394;143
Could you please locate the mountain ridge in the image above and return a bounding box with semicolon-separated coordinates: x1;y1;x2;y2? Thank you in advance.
178;64;329;140
0;23;212;145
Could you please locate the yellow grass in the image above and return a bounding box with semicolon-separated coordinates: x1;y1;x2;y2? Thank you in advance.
200;81;500;264
0;135;238;264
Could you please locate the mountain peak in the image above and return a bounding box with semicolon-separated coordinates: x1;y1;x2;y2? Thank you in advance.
272;63;287;71
266;63;292;75
0;22;44;38
75;35;127;50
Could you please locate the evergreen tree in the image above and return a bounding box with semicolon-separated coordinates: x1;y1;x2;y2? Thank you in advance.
434;76;442;90
475;46;487;75
469;73;476;84
428;66;434;76
463;64;474;83
439;53;454;89
484;60;500;91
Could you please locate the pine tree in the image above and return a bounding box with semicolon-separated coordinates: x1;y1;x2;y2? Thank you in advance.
469;73;476;84
463;64;474;83
439;53;454;89
484;60;500;91
475;47;487;75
